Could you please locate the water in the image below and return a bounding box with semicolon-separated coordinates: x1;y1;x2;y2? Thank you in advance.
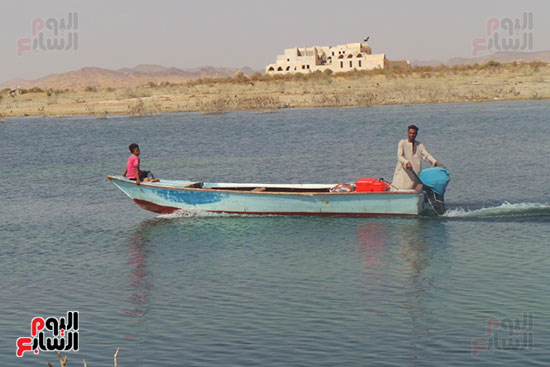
1;100;549;366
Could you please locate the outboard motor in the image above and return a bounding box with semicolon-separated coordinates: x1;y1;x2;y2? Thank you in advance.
418;167;451;215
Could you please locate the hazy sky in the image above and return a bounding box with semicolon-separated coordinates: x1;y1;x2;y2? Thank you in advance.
1;0;548;83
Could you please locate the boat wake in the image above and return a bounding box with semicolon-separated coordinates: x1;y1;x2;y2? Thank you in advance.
443;202;550;218
154;202;550;219
157;209;235;218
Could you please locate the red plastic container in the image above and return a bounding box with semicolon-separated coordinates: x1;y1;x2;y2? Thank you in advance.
355;178;390;192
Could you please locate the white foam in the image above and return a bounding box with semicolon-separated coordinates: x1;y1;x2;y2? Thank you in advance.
157;208;235;218
154;202;550;219
443;202;550;218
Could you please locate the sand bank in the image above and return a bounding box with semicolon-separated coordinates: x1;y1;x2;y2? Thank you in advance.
1;63;549;118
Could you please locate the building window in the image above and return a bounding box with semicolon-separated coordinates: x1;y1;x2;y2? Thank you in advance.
340;61;343;68
302;65;305;69
307;65;310;69
286;66;290;71
277;67;283;71
358;60;362;67
349;61;352;67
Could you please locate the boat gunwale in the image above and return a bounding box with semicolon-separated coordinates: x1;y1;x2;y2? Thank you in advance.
107;175;422;196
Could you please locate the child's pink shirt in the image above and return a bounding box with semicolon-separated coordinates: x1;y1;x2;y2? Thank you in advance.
126;154;140;179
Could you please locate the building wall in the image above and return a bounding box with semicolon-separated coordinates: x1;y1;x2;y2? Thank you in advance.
266;43;386;74
387;59;411;70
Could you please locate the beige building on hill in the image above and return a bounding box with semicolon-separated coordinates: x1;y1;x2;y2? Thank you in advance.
266;43;387;74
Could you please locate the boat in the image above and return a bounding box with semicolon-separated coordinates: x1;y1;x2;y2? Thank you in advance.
106;173;449;217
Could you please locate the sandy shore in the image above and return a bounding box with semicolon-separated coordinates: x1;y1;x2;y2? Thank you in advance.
1;63;549;118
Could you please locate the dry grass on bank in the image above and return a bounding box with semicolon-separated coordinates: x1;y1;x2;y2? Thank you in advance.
1;61;549;117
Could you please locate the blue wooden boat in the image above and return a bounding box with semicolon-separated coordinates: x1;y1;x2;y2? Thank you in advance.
107;175;436;216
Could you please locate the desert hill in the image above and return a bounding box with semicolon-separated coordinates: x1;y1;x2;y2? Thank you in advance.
446;50;550;66
1;65;258;90
3;50;550;90
412;50;550;67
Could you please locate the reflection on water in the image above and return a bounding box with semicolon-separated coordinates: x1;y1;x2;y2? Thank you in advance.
398;221;434;283
354;223;390;298
396;220;450;351
355;223;388;269
2;101;550;367
121;220;162;334
397;221;434;331
354;218;450;354
397;220;449;293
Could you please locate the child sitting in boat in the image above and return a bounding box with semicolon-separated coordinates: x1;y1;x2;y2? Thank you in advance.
122;143;160;185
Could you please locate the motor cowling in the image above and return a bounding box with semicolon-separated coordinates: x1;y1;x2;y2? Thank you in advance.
419;167;451;215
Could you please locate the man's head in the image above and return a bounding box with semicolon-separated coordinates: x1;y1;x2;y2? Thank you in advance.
129;143;140;155
407;125;419;142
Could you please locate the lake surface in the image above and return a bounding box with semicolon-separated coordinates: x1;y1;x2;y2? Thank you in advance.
1;100;549;366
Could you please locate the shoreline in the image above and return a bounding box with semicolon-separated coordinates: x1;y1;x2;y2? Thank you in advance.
1;96;548;121
1;63;549;118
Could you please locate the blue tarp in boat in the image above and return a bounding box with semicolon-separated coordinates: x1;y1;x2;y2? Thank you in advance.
419;167;451;195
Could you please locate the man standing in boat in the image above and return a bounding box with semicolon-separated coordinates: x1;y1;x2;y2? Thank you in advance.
391;125;445;190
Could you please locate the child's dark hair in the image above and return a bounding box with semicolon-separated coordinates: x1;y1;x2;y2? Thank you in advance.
408;125;419;132
129;143;139;153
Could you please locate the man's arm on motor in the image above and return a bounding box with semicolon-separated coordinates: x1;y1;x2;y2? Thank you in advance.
420;144;445;168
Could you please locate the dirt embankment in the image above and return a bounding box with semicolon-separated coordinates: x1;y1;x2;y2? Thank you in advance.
1;63;549;118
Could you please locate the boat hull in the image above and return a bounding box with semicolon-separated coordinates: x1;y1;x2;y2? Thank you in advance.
107;176;430;217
